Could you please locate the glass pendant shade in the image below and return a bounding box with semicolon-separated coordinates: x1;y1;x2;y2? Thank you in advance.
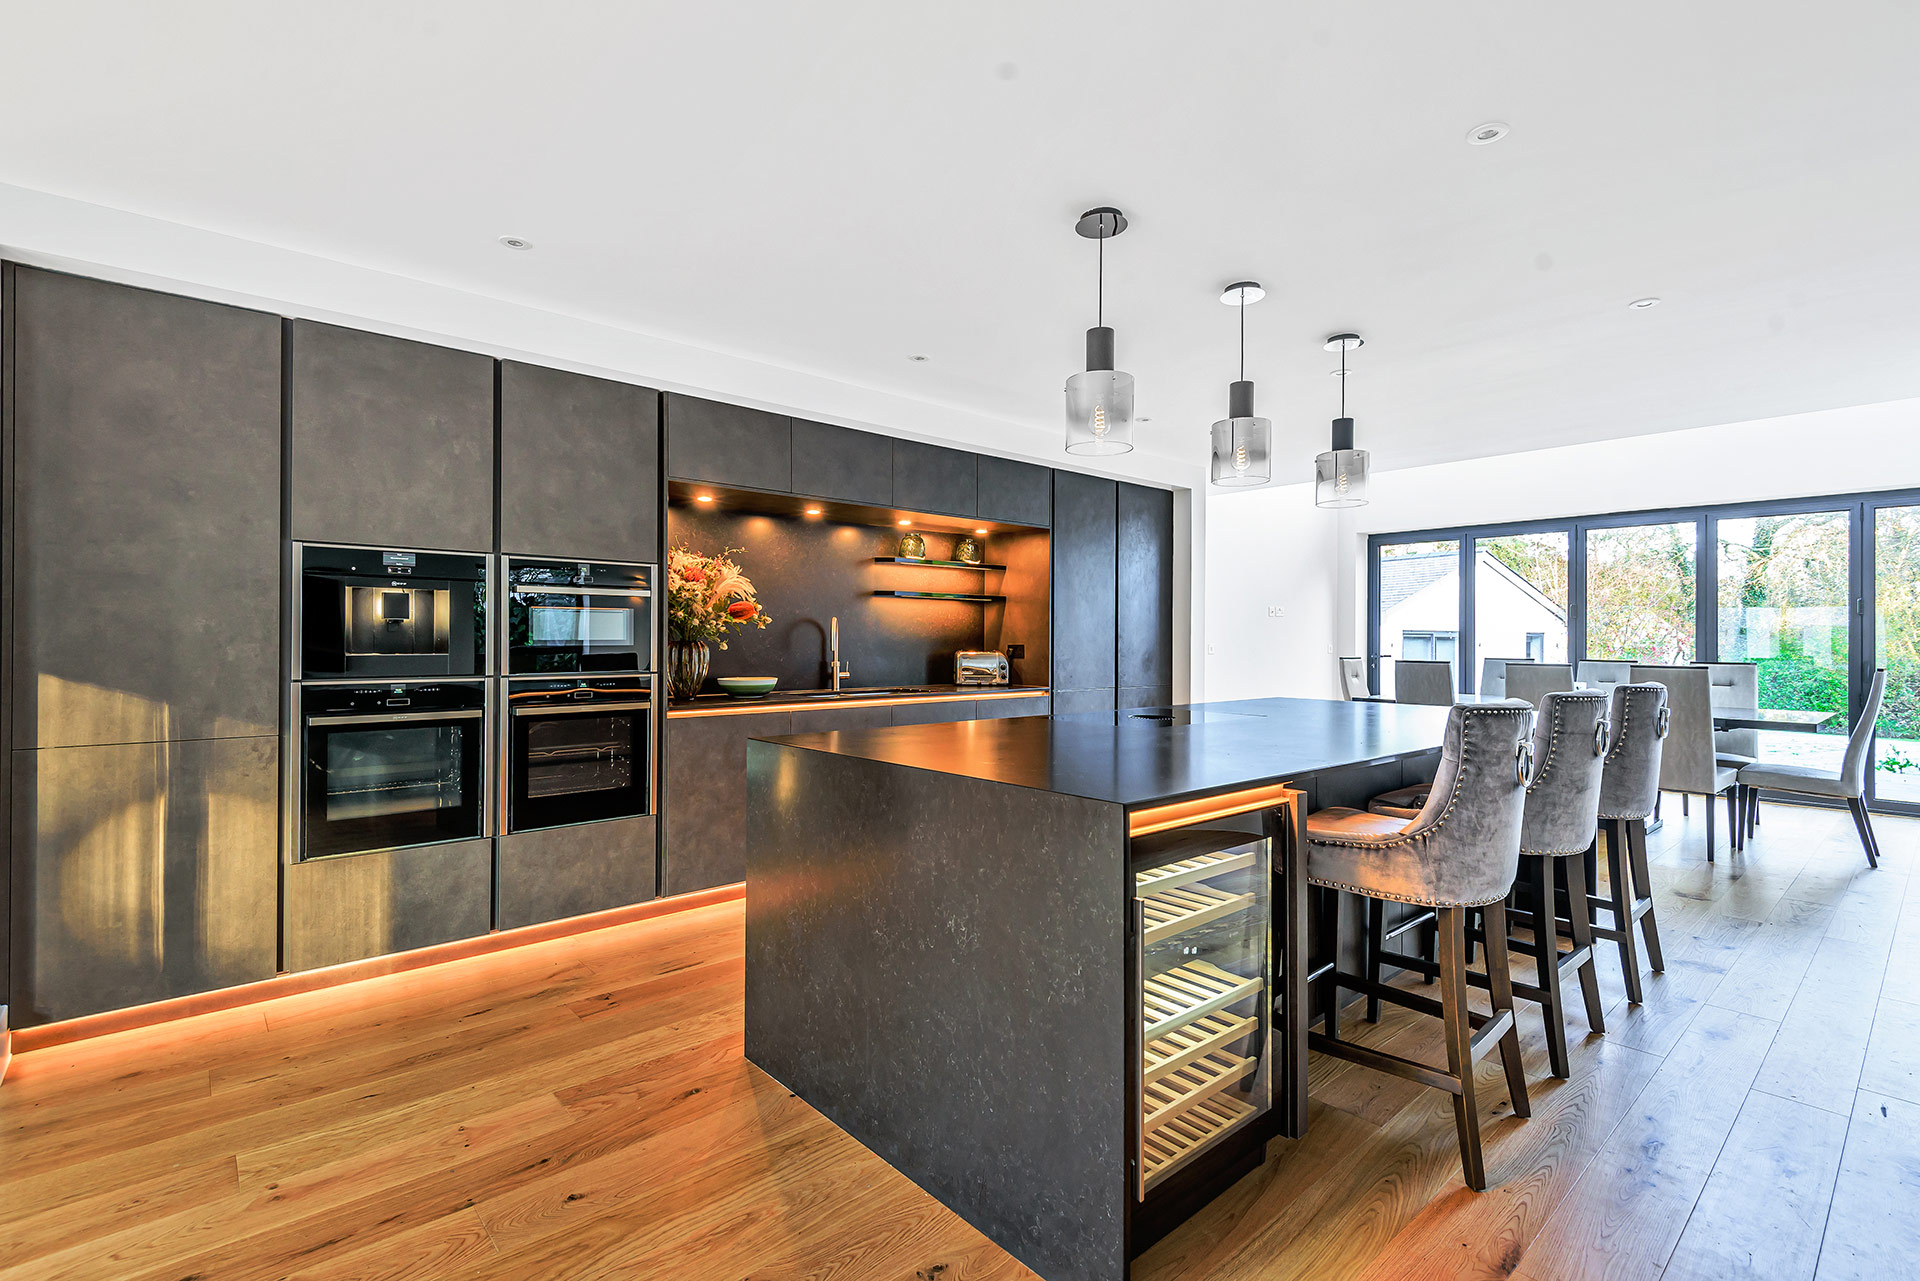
1314;416;1370;508
1064;326;1134;455
1210;380;1270;485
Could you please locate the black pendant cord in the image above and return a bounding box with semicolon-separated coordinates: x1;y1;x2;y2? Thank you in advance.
1239;290;1246;382
1097;232;1104;328
1340;341;1349;417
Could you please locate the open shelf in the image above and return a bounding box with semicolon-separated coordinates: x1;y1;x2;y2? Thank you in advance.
871;557;1005;571
1142;1094;1259;1191
1143;1050;1257;1131
1143;960;1264;1040
1141;884;1256;947
1143;1011;1259;1084
870;590;1006;603
1136;848;1257;897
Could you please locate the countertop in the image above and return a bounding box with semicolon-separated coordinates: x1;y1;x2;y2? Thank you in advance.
755;696;1449;808
666;682;1048;718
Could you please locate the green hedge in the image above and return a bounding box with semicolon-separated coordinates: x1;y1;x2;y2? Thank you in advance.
1754;656;1920;740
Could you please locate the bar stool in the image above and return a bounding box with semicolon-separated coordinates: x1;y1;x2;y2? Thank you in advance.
1482;690;1610;1079
1304;702;1534;1191
1590;682;1669;1003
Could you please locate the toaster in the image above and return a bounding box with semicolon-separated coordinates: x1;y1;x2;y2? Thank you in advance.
954;651;1010;686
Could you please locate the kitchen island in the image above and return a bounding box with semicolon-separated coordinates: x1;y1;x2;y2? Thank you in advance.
743;697;1449;1281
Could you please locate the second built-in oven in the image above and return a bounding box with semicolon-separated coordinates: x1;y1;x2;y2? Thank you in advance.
298;682;488;860
504;677;655;833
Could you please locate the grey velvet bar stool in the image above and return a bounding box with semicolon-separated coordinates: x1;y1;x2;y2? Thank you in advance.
1304;702;1534;1191
1589;682;1670;1003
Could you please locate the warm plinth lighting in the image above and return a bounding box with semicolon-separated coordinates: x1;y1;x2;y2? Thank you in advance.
1128;781;1301;836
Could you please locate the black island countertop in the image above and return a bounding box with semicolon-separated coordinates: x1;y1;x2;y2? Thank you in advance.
757;695;1449;810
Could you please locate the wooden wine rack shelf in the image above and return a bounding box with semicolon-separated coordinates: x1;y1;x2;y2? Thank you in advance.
1140;883;1256;946
1143;1050;1256;1131
1142;1094;1258;1191
1135;848;1255;896
1143;1010;1258;1083
1142;961;1264;1040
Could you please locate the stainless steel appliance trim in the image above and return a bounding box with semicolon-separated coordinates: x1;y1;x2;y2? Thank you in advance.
1133;892;1147;1202
307;709;485;726
510;700;653;717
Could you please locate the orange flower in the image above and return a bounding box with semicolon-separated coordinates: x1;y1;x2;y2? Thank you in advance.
727;600;759;620
683;566;708;584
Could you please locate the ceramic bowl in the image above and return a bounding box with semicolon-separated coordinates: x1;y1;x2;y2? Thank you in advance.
716;676;779;699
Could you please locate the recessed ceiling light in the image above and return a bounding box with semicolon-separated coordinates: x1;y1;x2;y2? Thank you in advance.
498;235;533;250
805;506;822;515
695;494;714;503
1629;296;1662;309
1137;416;1152;423
1465;122;1510;146
974;527;989;535
908;354;930;362
897;519;912;527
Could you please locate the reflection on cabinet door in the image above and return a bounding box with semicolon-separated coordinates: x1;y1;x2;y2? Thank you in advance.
8;266;282;747
282;838;494;973
496;815;657;930
10;736;278;1025
500;362;660;561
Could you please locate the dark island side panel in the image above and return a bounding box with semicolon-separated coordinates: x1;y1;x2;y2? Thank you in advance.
745;742;1129;1281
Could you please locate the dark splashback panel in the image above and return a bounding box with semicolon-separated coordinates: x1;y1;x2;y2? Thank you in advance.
669;507;1044;692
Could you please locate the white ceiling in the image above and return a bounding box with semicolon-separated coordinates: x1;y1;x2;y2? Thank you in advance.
3;1;1917;477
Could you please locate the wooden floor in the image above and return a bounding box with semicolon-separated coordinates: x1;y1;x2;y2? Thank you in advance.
4;803;1919;1280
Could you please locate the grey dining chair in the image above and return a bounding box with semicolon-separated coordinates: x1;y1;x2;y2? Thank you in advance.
1394;659;1456;706
1631;664;1741;862
1593;682;1670;1003
1505;664;1575;709
1575;660;1633;695
1480;658;1531;699
1340;656;1371;701
1303;701;1534;1190
1707;662;1762;832
1738;668;1888;868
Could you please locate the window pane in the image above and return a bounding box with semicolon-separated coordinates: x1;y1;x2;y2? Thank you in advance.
1378;540;1459;696
1475;533;1569;687
1585;522;1697;662
1718;512;1851;771
1876;506;1920;804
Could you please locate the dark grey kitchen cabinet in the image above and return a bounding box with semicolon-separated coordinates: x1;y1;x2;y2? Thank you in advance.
1117;481;1175;693
891;699;976;726
6;266;283;748
791;703;894;733
665;394;792;493
9;735;278;1024
1116;686;1174;710
496;815;657;931
971;694;1051;720
282;838;494;972
500;361;659;562
791;418;892;507
892;440;977;517
289;320;495;552
1051;688;1117;715
664;710;794;896
977;456;1052;528
1051;470;1118;700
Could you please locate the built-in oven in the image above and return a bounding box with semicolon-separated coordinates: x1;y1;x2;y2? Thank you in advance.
298;682;488;860
503;677;655;833
299;544;489;680
504;558;654;675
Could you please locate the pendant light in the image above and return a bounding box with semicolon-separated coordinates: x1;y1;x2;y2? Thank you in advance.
1210;281;1271;486
1315;333;1370;508
1064;207;1135;455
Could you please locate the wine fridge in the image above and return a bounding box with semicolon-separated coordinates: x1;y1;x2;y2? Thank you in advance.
1132;827;1274;1201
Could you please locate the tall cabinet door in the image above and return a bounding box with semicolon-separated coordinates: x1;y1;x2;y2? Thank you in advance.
1117;482;1174;708
500;362;660;561
1052;470;1119;701
289;320;495;551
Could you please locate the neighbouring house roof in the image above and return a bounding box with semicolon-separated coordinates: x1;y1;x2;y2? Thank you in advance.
1379;548;1569;621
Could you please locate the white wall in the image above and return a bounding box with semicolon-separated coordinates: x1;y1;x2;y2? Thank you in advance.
1207;396;1920;697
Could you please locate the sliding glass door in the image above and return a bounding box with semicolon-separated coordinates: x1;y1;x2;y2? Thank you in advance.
1475;532;1569;676
1585;521;1698;662
1377;540;1460;696
1873;505;1920;809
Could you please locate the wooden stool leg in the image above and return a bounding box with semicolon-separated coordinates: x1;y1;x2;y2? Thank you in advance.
1705;794;1716;863
1626;818;1665;972
1532;853;1570;1079
1606;819;1646;1003
1320;888;1343;1041
1726;787;1740;853
1481;898;1531;1120
1438;905;1486;1191
1562;850;1605;1034
1365;898;1385;1023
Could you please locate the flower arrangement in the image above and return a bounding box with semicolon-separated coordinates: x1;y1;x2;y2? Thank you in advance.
666;544;770;647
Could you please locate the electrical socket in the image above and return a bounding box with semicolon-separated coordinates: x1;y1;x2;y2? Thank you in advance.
1267;605;1285;619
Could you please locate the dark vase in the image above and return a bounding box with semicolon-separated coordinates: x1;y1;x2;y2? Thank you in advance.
668;639;711;702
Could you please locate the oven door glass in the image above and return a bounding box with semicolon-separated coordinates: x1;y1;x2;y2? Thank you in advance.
303;716;484;858
510;704;652;831
508;588;654;674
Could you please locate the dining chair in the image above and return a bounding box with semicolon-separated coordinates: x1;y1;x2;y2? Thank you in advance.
1707;662;1762;833
1480;658;1530;699
1738;669;1888;868
1631;664;1741;861
1575;660;1633;695
1505;664;1575;709
1303;701;1533;1190
1339;656;1370;701
1592;682;1669;1002
1394;659;1456;706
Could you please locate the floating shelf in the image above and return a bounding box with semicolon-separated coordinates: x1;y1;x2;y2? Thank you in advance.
1143;1050;1257;1131
1136;849;1257;897
1144;1011;1259;1085
1141;884;1256;947
1143;960;1264;1040
872;557;1005;571
870;590;1006;603
1142;1094;1258;1191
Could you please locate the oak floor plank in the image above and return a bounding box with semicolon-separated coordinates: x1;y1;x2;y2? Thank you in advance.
1811;1090;1920;1280
1750;937;1887;1117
